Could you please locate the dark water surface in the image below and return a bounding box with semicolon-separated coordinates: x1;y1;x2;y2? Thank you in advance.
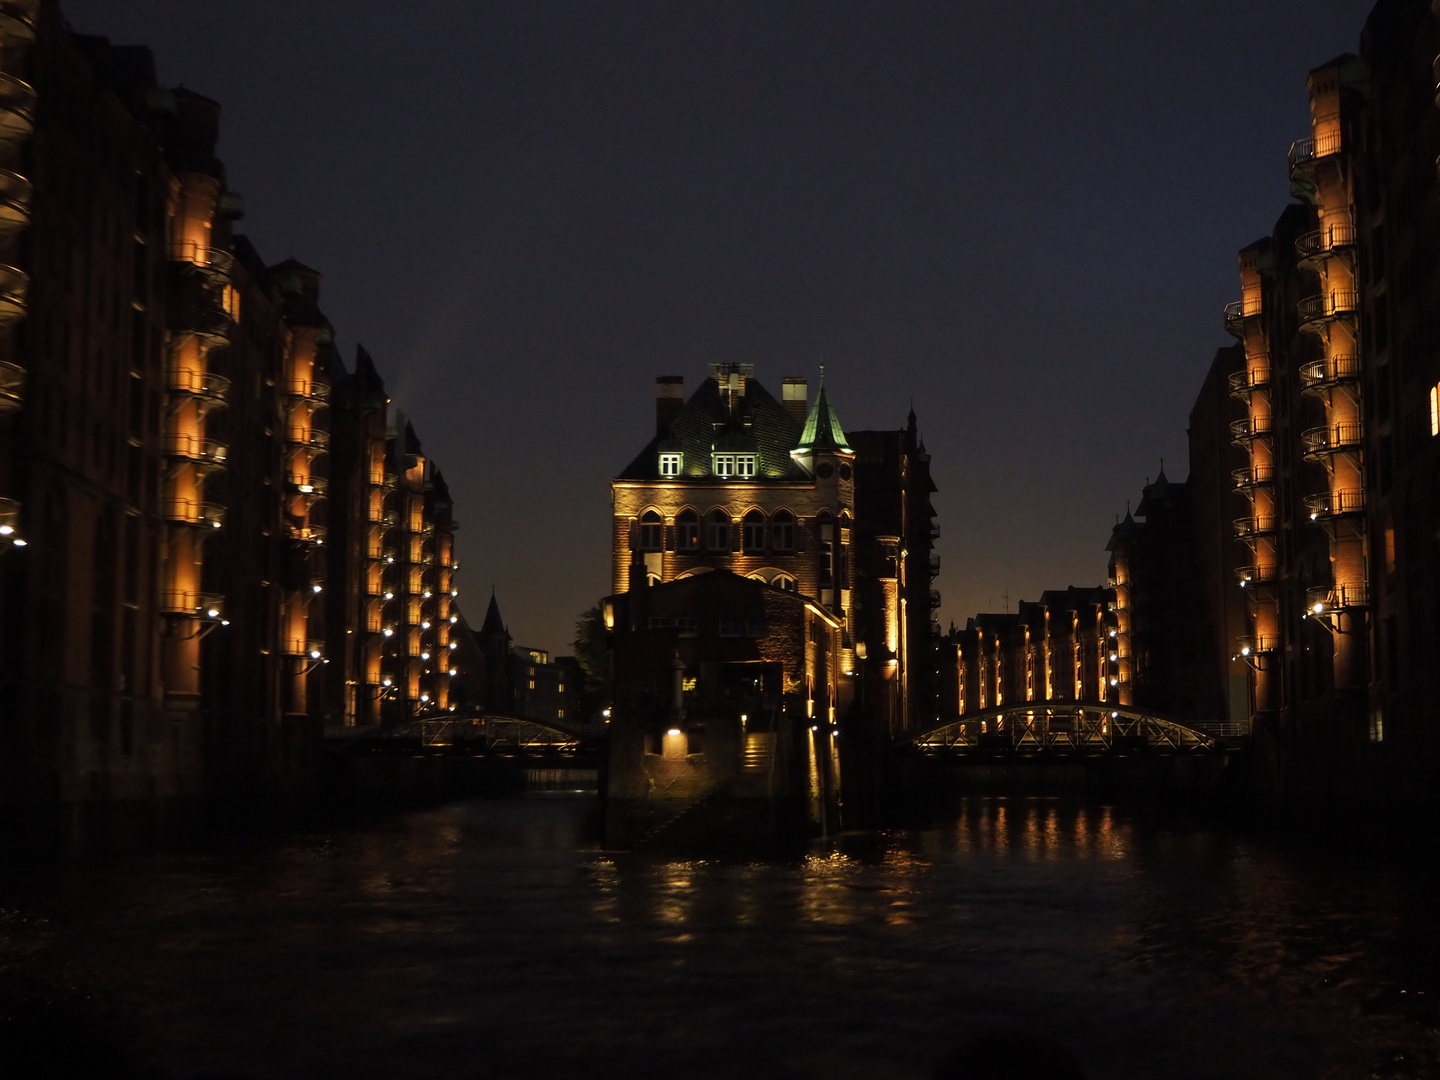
3;796;1438;1079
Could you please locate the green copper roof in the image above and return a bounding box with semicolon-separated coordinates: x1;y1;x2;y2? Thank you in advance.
796;383;851;452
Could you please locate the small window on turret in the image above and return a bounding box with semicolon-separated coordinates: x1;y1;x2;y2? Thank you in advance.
660;453;683;477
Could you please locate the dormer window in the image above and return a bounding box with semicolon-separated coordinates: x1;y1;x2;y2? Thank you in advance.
659;452;683;477
713;453;755;478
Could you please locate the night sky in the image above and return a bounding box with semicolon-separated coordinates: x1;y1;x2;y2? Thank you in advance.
66;0;1374;654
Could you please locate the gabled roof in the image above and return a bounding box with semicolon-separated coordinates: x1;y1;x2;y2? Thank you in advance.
617;374;808;481
796;382;851;452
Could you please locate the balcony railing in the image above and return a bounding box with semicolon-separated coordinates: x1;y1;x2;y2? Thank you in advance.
1299;354;1361;392
289;428;329;451
283;638;325;659
0;358;22;412
162;499;225;529
0;73;36;152
0;495;19;541
1295;222;1357;260
1298;290;1359;328
161;591;225;619
1288;131;1342;172
1223;299;1259;337
1307;583;1368;612
0;168;31;239
1304;488;1365;519
170;239;234;281
167;369;231;403
1301;421;1364;458
1236;564;1277;587
1230;415;1273;442
1227;368;1270;396
285;378;331;401
1234;515;1277;538
0;261;27;323
1236;635;1279;657
0;0;39;48
1232;464;1276;489
290;523;327;545
287;473;328;496
165;432;229;467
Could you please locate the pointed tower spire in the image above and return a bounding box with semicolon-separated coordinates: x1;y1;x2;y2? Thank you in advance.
795;376;852;452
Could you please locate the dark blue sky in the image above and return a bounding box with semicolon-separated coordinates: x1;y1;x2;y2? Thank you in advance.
66;0;1375;652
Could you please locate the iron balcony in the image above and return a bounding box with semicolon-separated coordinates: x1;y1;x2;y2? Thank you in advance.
1307;583;1368;612
1236;564;1277;587
1299;355;1361;393
1232;464;1275;490
1223;300;1260;339
1234;514;1277;539
0;73;35;153
1301;421;1363;459
165;432;229;467
1305;488;1365;520
285;378;331;401
167;369;231;404
0;358;22;413
1227;367;1271;398
1298;290;1359;329
170;240;235;283
1295;222;1357;264
1230;415;1274;444
162;499;226;529
287;473;327;496
1236;634;1279;656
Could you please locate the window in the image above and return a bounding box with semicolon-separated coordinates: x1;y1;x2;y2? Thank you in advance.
713;453;735;477
772;573;797;593
719;618;745;637
676;509;699;551
743;510;765;552
772;510;795;552
706;509;731;551
1430;383;1439;437
637;510;662;551
660;452;683;477
736;454;756;477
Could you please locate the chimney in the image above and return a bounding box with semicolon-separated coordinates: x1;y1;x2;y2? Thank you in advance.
655;376;684;434
781;376;808;425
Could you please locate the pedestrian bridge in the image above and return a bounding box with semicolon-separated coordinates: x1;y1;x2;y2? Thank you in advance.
330;712;608;754
903;702;1236;755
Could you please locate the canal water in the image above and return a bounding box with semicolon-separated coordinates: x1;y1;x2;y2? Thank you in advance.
2;795;1437;1079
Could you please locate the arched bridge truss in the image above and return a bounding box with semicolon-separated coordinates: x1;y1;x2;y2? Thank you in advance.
904;702;1226;755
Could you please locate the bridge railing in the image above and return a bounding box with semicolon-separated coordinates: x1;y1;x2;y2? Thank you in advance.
907;702;1226;754
329;711;604;751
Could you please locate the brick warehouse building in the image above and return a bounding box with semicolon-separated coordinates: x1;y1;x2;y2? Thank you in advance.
0;3;464;851
605;365;936;837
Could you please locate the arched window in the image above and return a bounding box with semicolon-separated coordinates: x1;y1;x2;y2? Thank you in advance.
676;509;699;552
637;510;662;551
706;509;731;552
772;510;795;552
743;510;765;552
772;573;797;593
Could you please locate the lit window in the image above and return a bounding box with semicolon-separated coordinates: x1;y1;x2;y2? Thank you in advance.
742;510;765;552
772;510;795;552
735;454;756;478
637;510;662;551
707;509;731;551
1431;384;1439;437
676;509;699;551
713;453;735;477
660;452;683;477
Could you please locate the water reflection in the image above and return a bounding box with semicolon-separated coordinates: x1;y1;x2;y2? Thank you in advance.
1;795;1435;1080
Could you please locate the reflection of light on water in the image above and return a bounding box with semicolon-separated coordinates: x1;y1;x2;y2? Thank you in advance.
589;857;619;923
656;862;696;925
993;804;1008;853
800;851;858;925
